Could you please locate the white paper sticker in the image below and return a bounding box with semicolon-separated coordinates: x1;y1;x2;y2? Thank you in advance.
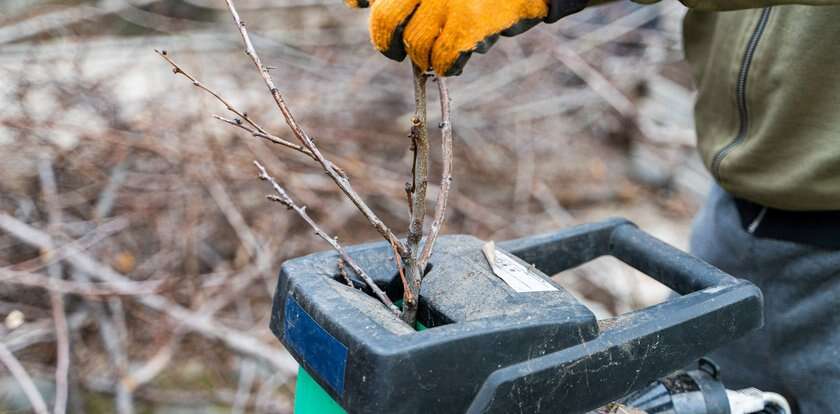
482;241;557;293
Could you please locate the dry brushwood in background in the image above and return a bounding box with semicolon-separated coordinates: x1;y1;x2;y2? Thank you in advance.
0;1;699;411
158;0;454;326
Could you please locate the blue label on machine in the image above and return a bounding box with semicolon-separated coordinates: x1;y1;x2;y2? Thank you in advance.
284;296;348;396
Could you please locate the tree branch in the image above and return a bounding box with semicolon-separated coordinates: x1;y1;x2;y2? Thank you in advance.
0;342;49;414
0;268;161;296
221;0;408;258
37;158;70;414
390;239;410;306
155;49;318;161
418;76;453;271
400;66;430;324
254;161;400;316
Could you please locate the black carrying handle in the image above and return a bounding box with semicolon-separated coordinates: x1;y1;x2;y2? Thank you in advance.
472;218;762;414
497;217;738;295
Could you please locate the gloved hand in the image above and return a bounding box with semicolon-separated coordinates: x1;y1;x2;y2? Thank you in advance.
345;0;588;76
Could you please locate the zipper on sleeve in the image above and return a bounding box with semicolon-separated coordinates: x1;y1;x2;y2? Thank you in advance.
711;7;773;180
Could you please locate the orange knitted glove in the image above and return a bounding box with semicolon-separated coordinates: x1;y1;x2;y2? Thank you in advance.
346;0;588;75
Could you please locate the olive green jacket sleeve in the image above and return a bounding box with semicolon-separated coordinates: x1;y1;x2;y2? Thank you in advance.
632;0;840;11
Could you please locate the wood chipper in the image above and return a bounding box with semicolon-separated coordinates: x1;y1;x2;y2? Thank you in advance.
270;219;789;414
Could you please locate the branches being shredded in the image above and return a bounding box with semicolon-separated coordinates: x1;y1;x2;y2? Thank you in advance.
254;161;400;316
157;0;455;327
220;0;409;259
418;77;453;271
400;66;431;324
390;238;411;306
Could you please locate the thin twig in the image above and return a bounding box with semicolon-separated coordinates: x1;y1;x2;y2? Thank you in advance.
74;270;134;414
200;168;262;259
336;258;353;287
196;254;274;317
221;0;408;258
94;160;128;220
37;158;70;414
155;49;318;162
255;161;400;316
212;114;349;178
0;268;160;296
389;238;410;305
418;76;453;271
0;342;49;414
555;47;635;118
211;115;303;154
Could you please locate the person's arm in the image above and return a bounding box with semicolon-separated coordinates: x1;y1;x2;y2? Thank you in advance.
658;0;839;11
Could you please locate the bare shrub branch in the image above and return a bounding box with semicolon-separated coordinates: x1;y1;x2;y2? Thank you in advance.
221;0;409;258
418;77;454;271
155;49;317;161
255;161;400;316
400;66;431;324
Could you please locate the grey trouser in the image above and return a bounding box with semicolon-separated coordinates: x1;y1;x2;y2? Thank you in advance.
691;185;840;414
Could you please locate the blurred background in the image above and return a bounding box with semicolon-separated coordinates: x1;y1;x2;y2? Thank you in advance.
0;0;709;412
